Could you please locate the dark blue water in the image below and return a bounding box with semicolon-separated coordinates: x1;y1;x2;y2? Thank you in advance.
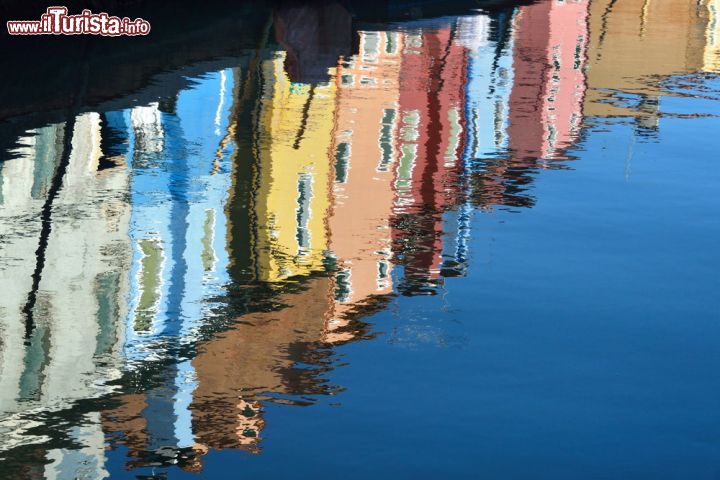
0;1;719;478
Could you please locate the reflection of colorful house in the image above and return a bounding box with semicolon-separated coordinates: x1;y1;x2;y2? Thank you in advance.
328;30;402;339
104;69;236;462
0;126;60;420
461;12;518;208
508;0;588;162
460;14;514;162
253;53;335;282
101;55;343;468
437;14;516;268
584;0;709;118
189;277;334;455
40;113;131;405
703;0;720;72
124;69;233;345
104;277;338;465
0;113;132;476
463;0;589;210
392;21;469;293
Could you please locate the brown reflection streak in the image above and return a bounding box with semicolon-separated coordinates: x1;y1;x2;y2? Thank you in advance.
189;277;334;452
102;394;149;454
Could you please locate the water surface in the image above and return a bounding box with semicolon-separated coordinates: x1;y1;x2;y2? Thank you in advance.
0;0;719;478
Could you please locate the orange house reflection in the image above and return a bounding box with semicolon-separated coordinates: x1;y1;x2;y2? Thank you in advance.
328;29;403;338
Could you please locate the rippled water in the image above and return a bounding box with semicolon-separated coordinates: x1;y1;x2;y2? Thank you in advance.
1;0;719;477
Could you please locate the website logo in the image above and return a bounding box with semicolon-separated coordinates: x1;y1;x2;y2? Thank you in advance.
7;6;151;36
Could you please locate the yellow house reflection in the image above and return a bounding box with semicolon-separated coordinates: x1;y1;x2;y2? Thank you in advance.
254;52;335;282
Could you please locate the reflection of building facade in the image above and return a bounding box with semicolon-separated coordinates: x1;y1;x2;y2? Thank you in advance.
253;53;335;282
40;113;130;405
508;0;588;161
101;59;346;467
124;69;233;347
190;277;334;455
462;12;517;208
0;126;57;420
584;0;709;120
703;0;720;72
328;30;402;339
114;69;236;459
0;114;132;477
467;1;588;209
392;21;470;294
443;15;514;268
461;14;514;163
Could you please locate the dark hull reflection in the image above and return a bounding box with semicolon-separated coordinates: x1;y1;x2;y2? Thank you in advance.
1;0;719;477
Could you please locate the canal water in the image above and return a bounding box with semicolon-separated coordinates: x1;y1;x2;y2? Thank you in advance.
0;0;719;478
